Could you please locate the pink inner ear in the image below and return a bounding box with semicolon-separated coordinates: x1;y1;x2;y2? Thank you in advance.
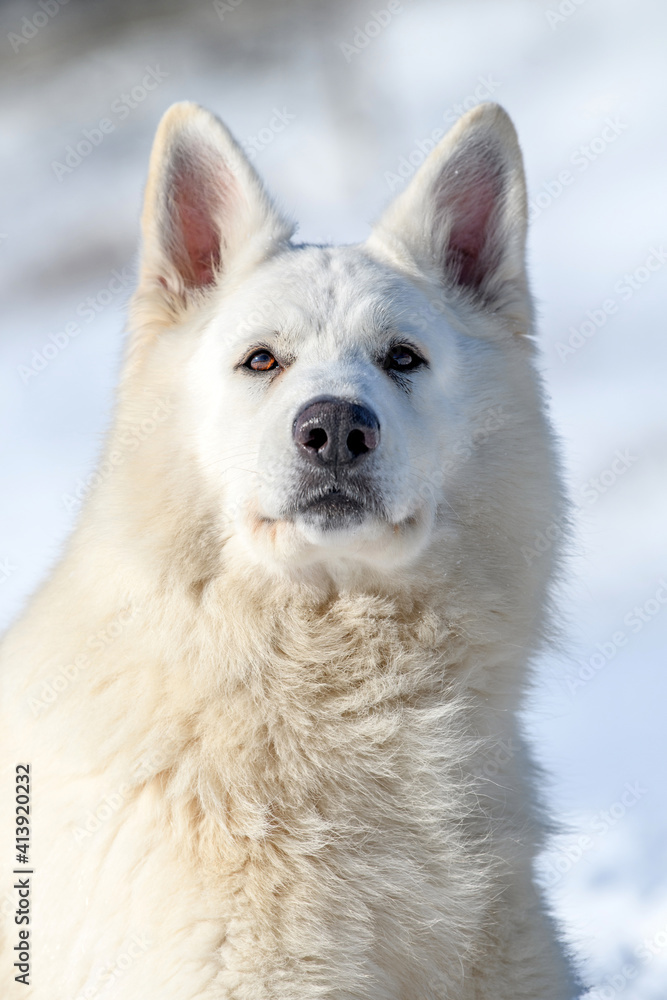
436;154;504;293
174;192;220;287
167;149;234;289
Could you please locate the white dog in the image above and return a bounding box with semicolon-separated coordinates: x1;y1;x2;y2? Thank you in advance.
1;101;577;998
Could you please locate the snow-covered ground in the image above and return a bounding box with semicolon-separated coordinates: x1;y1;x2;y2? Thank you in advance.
1;0;666;994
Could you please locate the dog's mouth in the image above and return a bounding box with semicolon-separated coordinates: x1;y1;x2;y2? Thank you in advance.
301;491;365;524
286;482;385;531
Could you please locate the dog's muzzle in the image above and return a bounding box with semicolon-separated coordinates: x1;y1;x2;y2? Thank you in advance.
287;396;385;529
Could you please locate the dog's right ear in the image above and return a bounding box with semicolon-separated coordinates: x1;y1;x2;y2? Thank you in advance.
133;102;293;326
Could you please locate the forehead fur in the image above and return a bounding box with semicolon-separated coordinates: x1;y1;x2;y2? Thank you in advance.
206;243;452;358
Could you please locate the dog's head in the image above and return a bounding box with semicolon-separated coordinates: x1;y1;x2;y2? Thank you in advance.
122;101;557;581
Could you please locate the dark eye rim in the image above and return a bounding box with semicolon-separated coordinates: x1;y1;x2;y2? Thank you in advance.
236;342;427;375
383;342;429;373
239;347;282;373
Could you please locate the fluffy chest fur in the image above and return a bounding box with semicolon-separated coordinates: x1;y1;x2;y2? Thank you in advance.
5;574;509;999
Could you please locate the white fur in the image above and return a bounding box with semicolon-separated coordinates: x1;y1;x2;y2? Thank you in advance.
0;102;577;998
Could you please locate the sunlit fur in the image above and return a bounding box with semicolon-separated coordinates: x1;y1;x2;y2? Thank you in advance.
0;102;577;998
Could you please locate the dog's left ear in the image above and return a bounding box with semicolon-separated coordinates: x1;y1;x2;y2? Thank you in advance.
135;102;293;319
368;103;529;322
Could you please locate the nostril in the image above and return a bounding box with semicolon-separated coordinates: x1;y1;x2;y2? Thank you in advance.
294;397;380;466
305;427;328;451
346;429;369;458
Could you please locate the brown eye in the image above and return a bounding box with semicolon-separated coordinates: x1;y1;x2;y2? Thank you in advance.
245;349;278;372
384;345;425;372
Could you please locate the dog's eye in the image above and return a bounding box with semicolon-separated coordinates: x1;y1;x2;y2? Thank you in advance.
384;345;425;373
245;350;279;372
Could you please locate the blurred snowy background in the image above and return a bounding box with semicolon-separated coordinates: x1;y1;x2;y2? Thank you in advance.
1;0;666;994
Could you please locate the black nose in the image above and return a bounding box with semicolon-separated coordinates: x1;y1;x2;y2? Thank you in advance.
293;397;380;467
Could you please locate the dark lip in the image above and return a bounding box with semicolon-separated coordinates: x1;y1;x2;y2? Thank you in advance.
302;491;365;516
286;482;386;528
